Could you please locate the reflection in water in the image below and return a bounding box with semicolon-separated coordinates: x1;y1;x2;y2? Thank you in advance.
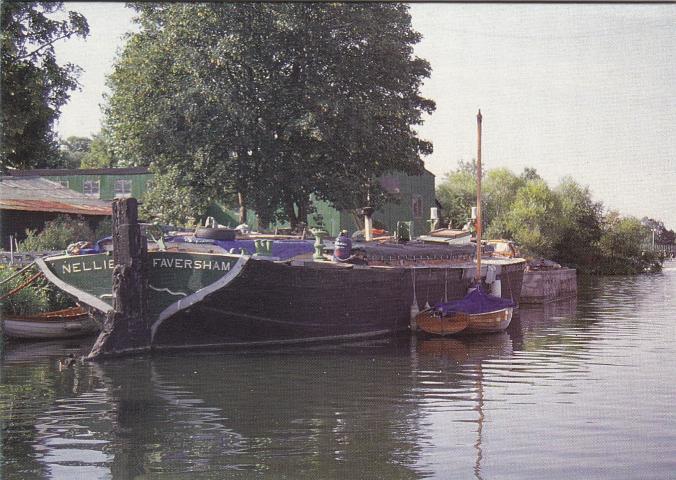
2;265;676;479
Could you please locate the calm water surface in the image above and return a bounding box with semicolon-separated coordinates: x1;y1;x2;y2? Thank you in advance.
2;263;675;479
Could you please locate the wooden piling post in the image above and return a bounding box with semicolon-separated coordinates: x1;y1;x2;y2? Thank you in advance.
89;198;150;359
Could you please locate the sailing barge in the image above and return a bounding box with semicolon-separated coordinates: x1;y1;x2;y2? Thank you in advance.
34;235;524;354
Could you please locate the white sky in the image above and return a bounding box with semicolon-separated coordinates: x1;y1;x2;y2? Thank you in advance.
54;3;676;229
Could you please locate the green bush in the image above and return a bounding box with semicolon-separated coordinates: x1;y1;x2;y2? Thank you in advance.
0;267;76;316
0;267;50;316
93;216;112;240
18;215;97;251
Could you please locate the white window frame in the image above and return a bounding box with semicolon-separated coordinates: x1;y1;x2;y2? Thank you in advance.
114;179;133;198
83;179;100;198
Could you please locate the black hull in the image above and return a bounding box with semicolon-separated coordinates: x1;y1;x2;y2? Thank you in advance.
153;260;473;349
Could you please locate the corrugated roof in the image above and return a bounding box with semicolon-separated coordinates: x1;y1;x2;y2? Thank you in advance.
0;177;112;216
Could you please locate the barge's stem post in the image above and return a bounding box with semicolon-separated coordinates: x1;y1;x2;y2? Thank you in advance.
89;198;150;359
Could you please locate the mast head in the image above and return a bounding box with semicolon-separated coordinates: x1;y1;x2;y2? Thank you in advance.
477;109;482;123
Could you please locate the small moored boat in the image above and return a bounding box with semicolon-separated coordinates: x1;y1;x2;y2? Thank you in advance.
416;285;514;335
2;306;99;339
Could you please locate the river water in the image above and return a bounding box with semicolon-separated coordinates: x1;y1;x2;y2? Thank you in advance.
1;262;675;479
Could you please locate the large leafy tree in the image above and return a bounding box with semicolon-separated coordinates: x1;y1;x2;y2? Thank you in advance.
105;3;434;226
494;179;563;258
58;131;117;169
552;177;604;268
436;161;524;231
58;135;91;168
1;3;89;171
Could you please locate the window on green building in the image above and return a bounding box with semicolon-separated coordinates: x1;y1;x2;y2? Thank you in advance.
114;179;132;198
83;179;100;198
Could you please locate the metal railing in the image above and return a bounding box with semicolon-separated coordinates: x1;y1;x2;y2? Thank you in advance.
0;251;64;267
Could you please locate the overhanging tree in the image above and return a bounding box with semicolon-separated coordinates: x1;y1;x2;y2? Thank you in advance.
1;3;89;171
105;3;434;227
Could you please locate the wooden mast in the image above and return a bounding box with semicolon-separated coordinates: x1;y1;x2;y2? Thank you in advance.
475;109;483;284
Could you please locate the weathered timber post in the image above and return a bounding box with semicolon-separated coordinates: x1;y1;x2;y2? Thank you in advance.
89;198;150;359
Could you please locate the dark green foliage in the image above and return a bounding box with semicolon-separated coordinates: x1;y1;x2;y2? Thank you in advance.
58;131;117;169
0;267;50;316
105;3;434;228
18;215;97;252
1;3;89;171
437;164;666;275
435;168;475;229
58;136;91;169
552;178;604;272
93;216;112;240
597;213;661;274
641;217;675;245
81;131;117;168
0;267;75;316
139;166;216;226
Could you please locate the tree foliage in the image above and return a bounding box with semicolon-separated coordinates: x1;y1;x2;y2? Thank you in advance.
500;179;563;258
435;168;475;229
436;161;524;231
437;164;666;274
58;132;117;169
598;214;661;274
105;3;434;227
552;177;604;269
139;166;217;227
641;217;675;245
1;3;89;171
18;215;102;251
58;135;91;168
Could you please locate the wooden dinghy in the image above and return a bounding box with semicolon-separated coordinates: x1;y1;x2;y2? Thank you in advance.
2;306;99;339
416;285;514;336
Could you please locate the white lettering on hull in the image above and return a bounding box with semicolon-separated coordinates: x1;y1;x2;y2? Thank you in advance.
150;257;233;272
62;256;232;276
62;258;114;275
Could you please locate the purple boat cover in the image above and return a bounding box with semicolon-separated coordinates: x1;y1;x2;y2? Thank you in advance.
434;285;515;316
163;236;314;260
213;239;314;259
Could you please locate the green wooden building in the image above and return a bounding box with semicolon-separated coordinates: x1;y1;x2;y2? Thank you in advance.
10;167;153;201
12;167;436;237
206;170;437;237
311;170;436;237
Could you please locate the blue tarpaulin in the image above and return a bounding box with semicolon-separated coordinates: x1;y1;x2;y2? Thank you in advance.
434;285;515;316
213;239;314;259
163;236;315;260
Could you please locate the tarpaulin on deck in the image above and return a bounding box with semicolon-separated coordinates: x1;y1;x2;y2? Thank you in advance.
434;285;515;316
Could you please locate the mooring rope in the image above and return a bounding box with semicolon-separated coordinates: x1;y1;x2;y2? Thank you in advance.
0;271;44;301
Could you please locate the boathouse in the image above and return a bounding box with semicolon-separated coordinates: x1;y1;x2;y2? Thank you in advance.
0;176;112;249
